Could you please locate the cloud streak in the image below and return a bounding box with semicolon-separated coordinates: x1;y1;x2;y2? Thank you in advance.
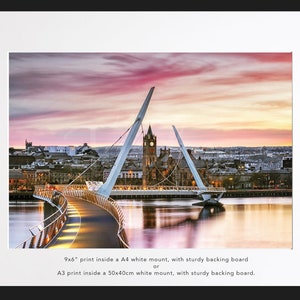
9;52;292;148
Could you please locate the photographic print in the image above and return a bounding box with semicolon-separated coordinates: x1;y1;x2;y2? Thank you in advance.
9;52;292;249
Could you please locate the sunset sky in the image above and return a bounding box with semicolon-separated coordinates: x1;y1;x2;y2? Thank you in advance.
9;52;292;149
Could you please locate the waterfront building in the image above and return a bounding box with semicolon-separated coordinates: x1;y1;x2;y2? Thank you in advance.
8;133;293;191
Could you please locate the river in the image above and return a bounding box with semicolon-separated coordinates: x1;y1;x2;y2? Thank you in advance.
9;196;292;249
9;199;57;248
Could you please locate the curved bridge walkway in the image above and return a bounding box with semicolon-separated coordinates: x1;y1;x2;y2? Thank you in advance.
47;195;122;248
28;188;129;249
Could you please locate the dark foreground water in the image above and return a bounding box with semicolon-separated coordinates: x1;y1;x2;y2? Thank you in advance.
9;196;292;249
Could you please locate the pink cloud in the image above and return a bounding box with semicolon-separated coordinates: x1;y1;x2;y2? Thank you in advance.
9;52;292;148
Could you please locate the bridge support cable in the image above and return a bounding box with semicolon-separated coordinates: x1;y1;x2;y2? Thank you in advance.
61;124;131;193
151;152;183;187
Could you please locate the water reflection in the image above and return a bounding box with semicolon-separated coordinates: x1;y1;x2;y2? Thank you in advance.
9;200;45;248
119;198;226;229
9;199;58;248
9;197;292;249
198;205;226;220
117;197;292;248
142;205;202;228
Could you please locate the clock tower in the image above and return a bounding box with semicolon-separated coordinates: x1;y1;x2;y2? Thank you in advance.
142;125;157;187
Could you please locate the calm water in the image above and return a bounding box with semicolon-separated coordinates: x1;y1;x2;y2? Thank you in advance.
9;197;292;249
9;199;55;248
116;197;292;249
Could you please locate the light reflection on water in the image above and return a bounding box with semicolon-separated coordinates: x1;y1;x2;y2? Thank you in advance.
9;200;45;248
9;197;292;249
116;197;292;249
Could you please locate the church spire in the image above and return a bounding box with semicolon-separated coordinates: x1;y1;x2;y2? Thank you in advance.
147;125;153;137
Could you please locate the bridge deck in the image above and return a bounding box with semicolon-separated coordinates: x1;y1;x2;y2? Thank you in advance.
47;196;122;248
109;185;225;199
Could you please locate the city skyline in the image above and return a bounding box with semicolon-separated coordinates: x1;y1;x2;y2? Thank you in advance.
9;52;292;149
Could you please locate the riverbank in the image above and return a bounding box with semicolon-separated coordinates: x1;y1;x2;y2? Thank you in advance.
9;188;292;201
9;191;34;200
222;188;292;198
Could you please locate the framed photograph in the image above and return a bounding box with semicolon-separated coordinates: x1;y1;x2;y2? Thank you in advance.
1;11;298;287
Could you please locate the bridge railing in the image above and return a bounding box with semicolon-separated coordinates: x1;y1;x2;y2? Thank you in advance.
16;190;68;248
63;189;129;248
17;186;129;248
113;184;226;193
38;183;226;193
113;185;205;191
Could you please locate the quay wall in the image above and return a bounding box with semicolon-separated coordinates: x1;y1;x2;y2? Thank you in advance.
110;189;292;199
9;191;34;200
222;189;292;198
9;188;292;201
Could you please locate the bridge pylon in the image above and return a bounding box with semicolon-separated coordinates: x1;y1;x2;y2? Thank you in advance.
96;87;155;198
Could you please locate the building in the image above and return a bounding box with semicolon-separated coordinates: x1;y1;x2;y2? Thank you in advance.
142;125;157;187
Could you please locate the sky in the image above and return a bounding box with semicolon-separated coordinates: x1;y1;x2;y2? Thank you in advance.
9;52;292;149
